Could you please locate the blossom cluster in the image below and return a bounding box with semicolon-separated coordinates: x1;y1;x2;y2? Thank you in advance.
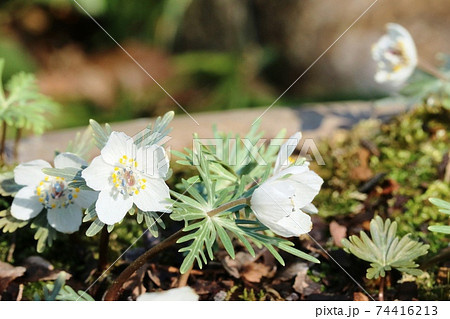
11;131;171;233
11;127;322;239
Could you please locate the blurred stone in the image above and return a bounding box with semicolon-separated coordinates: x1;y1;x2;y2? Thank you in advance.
16;101;405;163
37;42;172;108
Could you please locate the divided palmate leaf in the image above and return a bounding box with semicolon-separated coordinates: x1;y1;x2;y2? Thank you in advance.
342;216;429;279
428;198;450;234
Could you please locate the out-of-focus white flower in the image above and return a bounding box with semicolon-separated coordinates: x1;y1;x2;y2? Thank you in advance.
372;23;417;86
11;153;98;233
250;132;323;237
136;286;199;301
82;131;171;225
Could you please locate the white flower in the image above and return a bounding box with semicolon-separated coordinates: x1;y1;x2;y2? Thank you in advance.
11;153;98;233
372;23;417;86
250;132;323;237
81;131;171;225
136;287;199;301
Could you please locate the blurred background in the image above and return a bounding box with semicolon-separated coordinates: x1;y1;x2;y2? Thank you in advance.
1;0;450;130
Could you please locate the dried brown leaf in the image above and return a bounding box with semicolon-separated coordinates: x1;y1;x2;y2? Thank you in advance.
329;220;347;247
0;261;26;295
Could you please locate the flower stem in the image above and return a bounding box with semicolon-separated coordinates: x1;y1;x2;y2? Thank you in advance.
0;121;6;165
103;197;250;301
103;228;184;301
418;60;448;82
378;276;385;301
13;128;21;163
98;227;110;272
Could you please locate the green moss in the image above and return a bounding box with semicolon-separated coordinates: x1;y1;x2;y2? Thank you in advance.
315;104;450;254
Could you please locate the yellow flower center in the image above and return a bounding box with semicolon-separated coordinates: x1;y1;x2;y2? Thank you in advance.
111;156;147;197
36;176;77;209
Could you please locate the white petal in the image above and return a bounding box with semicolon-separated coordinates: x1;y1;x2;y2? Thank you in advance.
302;203;318;214
250;184;294;225
372;23;417;86
47;205;82;234
374;70;390;83
137;287;199;301
272;211;312;237
274;132;302;175
133;178;171;212
289;171;323;206
270;163;309;182
251;186;312;237
82;156;112;191
54;152;87;169
14;160;51;186
101;131;135;165
136;145;169;178
95;190;133;225
73;189;98;208
10;186;43;220
386;23;412;43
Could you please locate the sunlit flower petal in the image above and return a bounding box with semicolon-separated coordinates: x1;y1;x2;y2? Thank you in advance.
133;178;171;213
273;210;312;237
14;160;51;186
81;156;111;191
73;189;98;208
10;186;43;220
12;153;98;233
101;131;134;165
136;144;169;178
83;131;172;225
250;132;323;237
47;205;82;234
54;152;87;169
95;190;133;225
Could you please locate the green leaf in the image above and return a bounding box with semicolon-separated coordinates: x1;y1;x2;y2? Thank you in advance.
66;127;94;159
42;167;81;182
89;119;111;149
83;203;97;222
86;219;105;237
177;218;216;273
428;225;450;234
142;210;165;237
278;243;320;264
44;272;94;301
0;66;58;135
342;216;429;279
133;111;174;147
213;219;235;259
31;213;57;253
0;208;28;233
429;198;450;215
0;172;22;196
